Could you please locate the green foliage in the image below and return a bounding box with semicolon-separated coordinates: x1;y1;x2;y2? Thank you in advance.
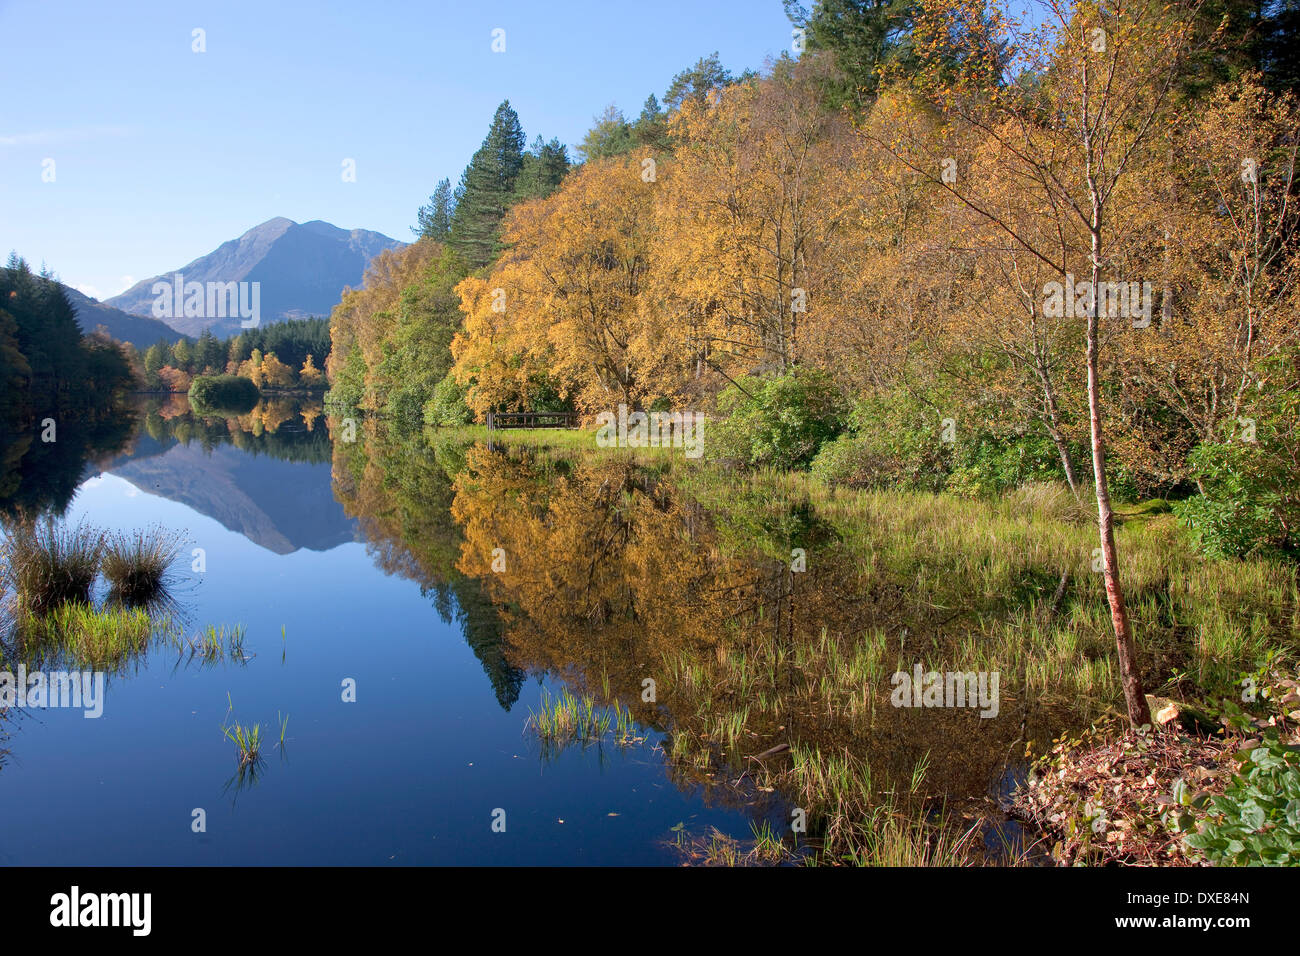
324;344;366;408
1184;706;1300;866
372;246;470;420
710;368;848;469
513;136;570;201
237;318;330;373
188;374;259;414
414;177;455;240
810;391;950;491
1174;359;1300;558
664;52;735;110
577;105;635;162
424;371;473;426
448;100;527;268
784;0;916;108
0;255;137;428
946;430;1073;498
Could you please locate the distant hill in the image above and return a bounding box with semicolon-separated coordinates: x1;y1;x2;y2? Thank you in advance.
106;217;405;336
101;440;356;555
62;285;190;347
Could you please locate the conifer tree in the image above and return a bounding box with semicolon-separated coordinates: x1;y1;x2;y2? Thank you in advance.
448;101;527;268
414;178;455;240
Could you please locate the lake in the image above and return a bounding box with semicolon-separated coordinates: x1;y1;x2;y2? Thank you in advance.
0;397;787;865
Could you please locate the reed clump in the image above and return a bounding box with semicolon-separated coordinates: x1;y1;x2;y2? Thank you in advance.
100;526;186;605
0;518;103;615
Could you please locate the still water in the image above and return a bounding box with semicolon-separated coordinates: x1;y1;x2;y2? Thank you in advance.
0;398;769;865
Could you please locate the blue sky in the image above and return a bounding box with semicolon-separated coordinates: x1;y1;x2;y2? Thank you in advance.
0;0;794;299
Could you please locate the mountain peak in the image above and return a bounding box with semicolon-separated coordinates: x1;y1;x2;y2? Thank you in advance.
106;219;405;335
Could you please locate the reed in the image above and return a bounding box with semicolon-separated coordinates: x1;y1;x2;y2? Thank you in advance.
100;526;186;605
0;518;102;615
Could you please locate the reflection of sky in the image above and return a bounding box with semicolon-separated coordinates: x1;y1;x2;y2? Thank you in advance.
0;471;755;864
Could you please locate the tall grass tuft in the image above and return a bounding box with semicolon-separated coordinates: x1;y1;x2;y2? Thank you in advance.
0;518;103;615
100;526;186;606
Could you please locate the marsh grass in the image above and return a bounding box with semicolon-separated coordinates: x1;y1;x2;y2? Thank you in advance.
100;526;186;606
527;688;644;755
9;601;176;672
644;469;1296;864
224;720;262;766
186;624;247;664
0;519;102;615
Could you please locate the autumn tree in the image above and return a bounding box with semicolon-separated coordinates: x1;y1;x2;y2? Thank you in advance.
299;353;325;389
452;155;664;416
655;59;856;385
871;0;1210;726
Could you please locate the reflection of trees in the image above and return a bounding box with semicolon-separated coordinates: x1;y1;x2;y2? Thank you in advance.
329;419;523;709
137;395;333;465
0;405;139;519
0;393;341;520
331;427;1061;836
448;444;1046;821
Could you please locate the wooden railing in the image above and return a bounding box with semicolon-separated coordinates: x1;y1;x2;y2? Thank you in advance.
485;411;579;430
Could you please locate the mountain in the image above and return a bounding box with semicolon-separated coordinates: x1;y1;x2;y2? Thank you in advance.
62;285;190;347
100;439;356;555
106;218;405;336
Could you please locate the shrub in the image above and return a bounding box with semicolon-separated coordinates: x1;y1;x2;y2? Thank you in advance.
1182;695;1300;866
810;391;950;491
946;430;1073;498
424;371;473;426
1174;357;1300;558
188;374;259;415
323;344;365;408
710;368;849;469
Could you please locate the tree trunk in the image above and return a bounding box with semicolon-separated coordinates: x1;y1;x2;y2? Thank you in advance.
1041;366;1081;497
1087;226;1151;729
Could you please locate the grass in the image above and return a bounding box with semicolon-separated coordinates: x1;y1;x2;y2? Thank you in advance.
526;687;643;754
100;525;186;605
187;624;247;664
223;719;262;766
9;601;174;671
0;518;102;614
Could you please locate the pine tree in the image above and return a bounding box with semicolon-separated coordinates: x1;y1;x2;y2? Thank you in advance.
664;52;734;110
448;101;527;268
577;106;634;162
513;136;570;202
414;178;455;240
632;94;670;149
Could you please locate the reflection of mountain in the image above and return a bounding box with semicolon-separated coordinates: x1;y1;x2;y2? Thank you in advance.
107;443;355;554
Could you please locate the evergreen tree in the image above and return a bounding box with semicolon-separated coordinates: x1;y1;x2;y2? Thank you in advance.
632;94;671;149
783;0;917;109
664;52;734;110
448;101;527;268
513;136;570;201
414;177;455;240
195;328;225;373
577;106;634;162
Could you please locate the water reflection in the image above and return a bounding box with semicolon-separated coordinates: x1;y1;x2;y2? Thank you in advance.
329;422;1070;857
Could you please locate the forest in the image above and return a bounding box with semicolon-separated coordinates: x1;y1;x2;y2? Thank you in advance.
328;0;1299;567
131;318;331;393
